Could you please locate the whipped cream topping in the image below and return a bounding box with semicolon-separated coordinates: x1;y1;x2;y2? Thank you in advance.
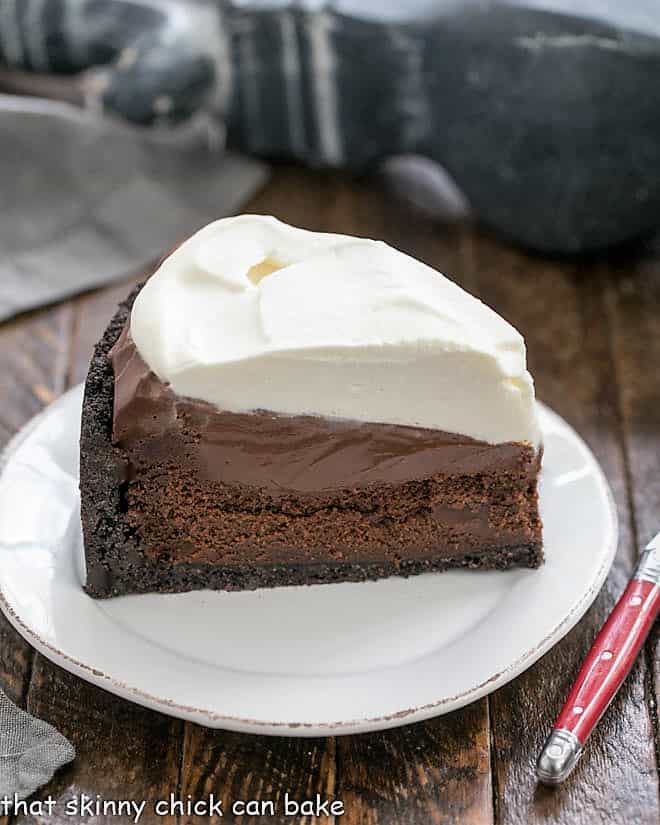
130;215;540;445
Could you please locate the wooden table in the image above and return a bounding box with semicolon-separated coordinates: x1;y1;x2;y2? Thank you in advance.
1;167;659;825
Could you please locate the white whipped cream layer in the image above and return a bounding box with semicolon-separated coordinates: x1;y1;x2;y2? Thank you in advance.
130;215;541;446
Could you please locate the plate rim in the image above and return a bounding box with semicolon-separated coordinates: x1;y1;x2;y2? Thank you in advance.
0;385;618;736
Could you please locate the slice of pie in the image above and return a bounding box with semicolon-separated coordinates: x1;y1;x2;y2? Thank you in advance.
80;215;542;597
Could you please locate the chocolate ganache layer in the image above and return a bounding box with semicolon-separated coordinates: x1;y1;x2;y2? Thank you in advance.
110;323;541;494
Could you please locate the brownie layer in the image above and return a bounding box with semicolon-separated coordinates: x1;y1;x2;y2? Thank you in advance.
80;284;543;598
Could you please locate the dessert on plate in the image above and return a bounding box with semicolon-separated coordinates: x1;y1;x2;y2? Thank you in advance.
80;215;542;598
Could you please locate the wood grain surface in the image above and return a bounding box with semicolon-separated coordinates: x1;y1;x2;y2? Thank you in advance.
1;167;659;825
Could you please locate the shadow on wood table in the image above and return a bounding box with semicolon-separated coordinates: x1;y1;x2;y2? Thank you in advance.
1;167;659;825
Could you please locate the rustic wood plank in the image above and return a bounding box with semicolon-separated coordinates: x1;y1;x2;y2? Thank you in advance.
604;251;660;780
606;252;660;547
470;238;660;824
0;306;72;441
0;620;31;711
180;727;336;824
12;656;182;825
336;705;492;825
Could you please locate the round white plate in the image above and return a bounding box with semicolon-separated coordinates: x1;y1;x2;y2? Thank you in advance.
0;385;616;736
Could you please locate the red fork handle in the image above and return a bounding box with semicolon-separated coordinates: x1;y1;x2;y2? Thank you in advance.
538;576;660;784
556;578;660;738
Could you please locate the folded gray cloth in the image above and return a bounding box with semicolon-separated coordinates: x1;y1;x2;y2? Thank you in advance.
0;687;75;802
0;95;269;322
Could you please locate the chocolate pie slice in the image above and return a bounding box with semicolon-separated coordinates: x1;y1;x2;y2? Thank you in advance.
80;216;542;597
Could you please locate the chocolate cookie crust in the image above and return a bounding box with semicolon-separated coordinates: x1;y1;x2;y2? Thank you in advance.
80;285;543;598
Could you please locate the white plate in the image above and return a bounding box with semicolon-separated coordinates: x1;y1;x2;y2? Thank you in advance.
0;385;616;736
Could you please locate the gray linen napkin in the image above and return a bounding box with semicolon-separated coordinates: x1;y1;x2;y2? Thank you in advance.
0;687;75;802
0;95;269;322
